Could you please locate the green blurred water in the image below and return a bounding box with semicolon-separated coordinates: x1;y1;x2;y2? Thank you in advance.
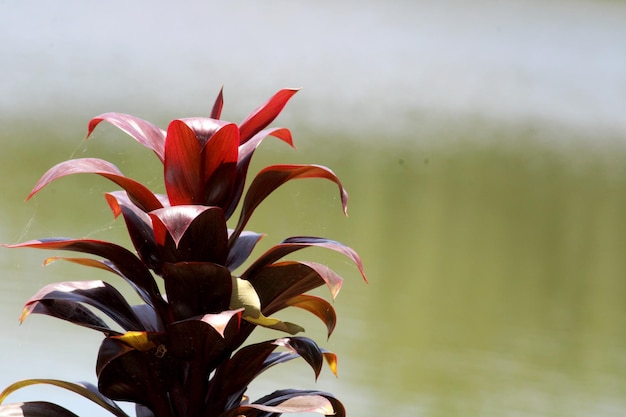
1;122;626;416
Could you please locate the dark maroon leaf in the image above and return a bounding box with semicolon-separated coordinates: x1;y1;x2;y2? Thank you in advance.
135;404;155;417
21;280;142;331
0;401;79;417
244;261;344;310
243;236;367;283
87;113;166;163
211;87;224;119
226;231;264;271
132;304;163;333
96;338;172;415
166;311;242;414
207;337;323;414
162;262;232;321
27;158;162;213
245;389;345;417
105;192;161;274
149;206;228;265
23;299;113;334
229;165;348;244
4;239;165;316
238;88;299;144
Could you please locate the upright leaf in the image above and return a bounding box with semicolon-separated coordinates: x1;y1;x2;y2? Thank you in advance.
238;88;299;144
164;120;202;205
230;164;348;244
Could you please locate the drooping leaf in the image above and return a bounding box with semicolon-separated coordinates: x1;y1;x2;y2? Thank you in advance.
284;294;337;338
0;401;80;417
27;158;163;213
0;380;130;417
244;236;368;284
224;127;294;219
230;165;348;244
241;389;344;417
276;337;323;380
208;337;325;416
21;299;113;334
4;239;165;316
238;88;299;144
164;120;202;205
247;394;335;415
244;261;343;313
206;339;282;413
226;231;264;271
87;113;166;163
162;262;232;321
20;280;142;331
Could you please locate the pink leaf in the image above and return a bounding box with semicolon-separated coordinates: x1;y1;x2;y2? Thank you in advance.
27;158;162;213
87;113;166;163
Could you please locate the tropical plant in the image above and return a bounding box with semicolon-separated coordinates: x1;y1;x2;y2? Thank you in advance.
0;88;366;417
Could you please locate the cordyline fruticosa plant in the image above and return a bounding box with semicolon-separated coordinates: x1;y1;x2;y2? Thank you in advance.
0;88;367;417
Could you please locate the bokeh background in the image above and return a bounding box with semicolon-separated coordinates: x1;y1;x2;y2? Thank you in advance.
2;1;626;416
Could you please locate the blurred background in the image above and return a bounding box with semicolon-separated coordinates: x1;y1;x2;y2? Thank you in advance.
2;1;626;416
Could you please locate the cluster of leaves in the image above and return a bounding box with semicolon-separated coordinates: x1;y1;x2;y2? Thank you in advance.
0;88;366;417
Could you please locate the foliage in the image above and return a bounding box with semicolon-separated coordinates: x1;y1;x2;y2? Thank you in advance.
0;88;366;417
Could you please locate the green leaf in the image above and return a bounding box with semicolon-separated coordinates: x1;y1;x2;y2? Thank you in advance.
230;277;303;335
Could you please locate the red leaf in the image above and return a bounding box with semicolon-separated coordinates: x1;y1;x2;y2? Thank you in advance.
224;127;294;219
164;120;202;205
238;88;299;144
200;122;239;207
27;158;163;213
211;87;224;119
87;113;166;163
230;164;348;244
